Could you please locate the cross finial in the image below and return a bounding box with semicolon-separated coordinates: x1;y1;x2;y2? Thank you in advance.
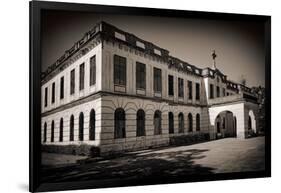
212;50;217;69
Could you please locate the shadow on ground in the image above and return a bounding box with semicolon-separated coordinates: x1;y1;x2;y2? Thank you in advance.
41;148;214;183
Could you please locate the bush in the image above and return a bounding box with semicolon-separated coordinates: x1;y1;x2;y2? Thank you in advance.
169;133;210;146
41;144;100;157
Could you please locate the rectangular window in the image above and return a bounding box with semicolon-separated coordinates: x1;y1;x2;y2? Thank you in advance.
196;83;200;100
60;76;64;99
79;63;85;91
51;82;55;103
44;87;48;107
70;69;75;95
136;62;146;89
168;75;174;96
188;81;192;100
153;67;162;92
217;86;220;97
210;84;214;99
178;78;184;98
89;55;96;86
223;88;226;96
114;55;127;86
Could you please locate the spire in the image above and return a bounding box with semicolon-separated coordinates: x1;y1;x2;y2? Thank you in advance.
212;50;217;70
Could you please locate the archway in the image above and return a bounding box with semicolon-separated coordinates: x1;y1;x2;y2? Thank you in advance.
248;110;256;134
214;110;236;139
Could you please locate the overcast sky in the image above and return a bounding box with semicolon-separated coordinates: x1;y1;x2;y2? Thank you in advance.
42;10;265;87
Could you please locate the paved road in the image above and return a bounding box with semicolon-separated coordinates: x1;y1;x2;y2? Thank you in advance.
42;136;265;183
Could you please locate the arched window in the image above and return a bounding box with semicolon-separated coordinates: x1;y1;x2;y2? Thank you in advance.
115;108;126;138
188;113;193;132
79;112;84;141
89;109;96;140
69;115;74;141
196;114;200;131
59;118;63;142
136;109;145;137
154;110;162;135
178;113;184;133
43;122;47;142
168;112;174;134
51;120;54;142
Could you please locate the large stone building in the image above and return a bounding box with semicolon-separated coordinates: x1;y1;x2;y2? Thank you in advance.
41;21;260;156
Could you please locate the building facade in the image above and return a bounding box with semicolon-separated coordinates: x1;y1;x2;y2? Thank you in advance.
41;21;260;156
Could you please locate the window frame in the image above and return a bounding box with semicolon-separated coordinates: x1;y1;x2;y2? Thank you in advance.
168;75;174;96
114;108;126;139
89;55;96;86
153;67;162;93
136;109;146;137
178;78;184;98
196;82;200;100
79;63;85;91
60;76;64;99
70;69;75;95
188;80;193;100
114;55;127;86
136;62;146;90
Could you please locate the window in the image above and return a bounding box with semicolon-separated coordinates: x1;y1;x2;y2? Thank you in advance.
60;76;64;99
196;83;200;100
222;88;226;96
90;55;96;86
154;110;162;135
136;41;145;49
168;75;174;96
196;114;200;131
136;62;146;90
114;108;126;138
43;122;47;142
51;120;54;142
79;112;84;141
178;78;184;98
168;112;174;134
136;109;145;136
59;118;63;142
44;87;48;107
227;92;229;96
69;115;74;141
89;109;96;140
115;32;126;41
178;113;184;133
188;113;193;132
114;55;127;86
70;69;75;95
210;84;214;99
153;68;162;93
223;117;226;129
216;86;220;97
79;63;85;91
154;49;161;55
51;82;55;103
188;81;192;100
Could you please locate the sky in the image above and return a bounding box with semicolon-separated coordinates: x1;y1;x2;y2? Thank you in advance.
41;10;265;87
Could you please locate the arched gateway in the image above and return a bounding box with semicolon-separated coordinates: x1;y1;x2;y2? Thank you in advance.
209;100;259;139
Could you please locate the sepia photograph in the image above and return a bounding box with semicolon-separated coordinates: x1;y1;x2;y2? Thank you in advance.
29;1;271;192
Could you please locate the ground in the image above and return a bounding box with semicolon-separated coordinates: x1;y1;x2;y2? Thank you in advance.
41;136;265;184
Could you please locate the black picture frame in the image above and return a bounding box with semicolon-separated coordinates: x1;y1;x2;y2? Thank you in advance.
29;1;271;192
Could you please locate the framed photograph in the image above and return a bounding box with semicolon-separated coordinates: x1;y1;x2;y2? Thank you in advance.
30;1;271;192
